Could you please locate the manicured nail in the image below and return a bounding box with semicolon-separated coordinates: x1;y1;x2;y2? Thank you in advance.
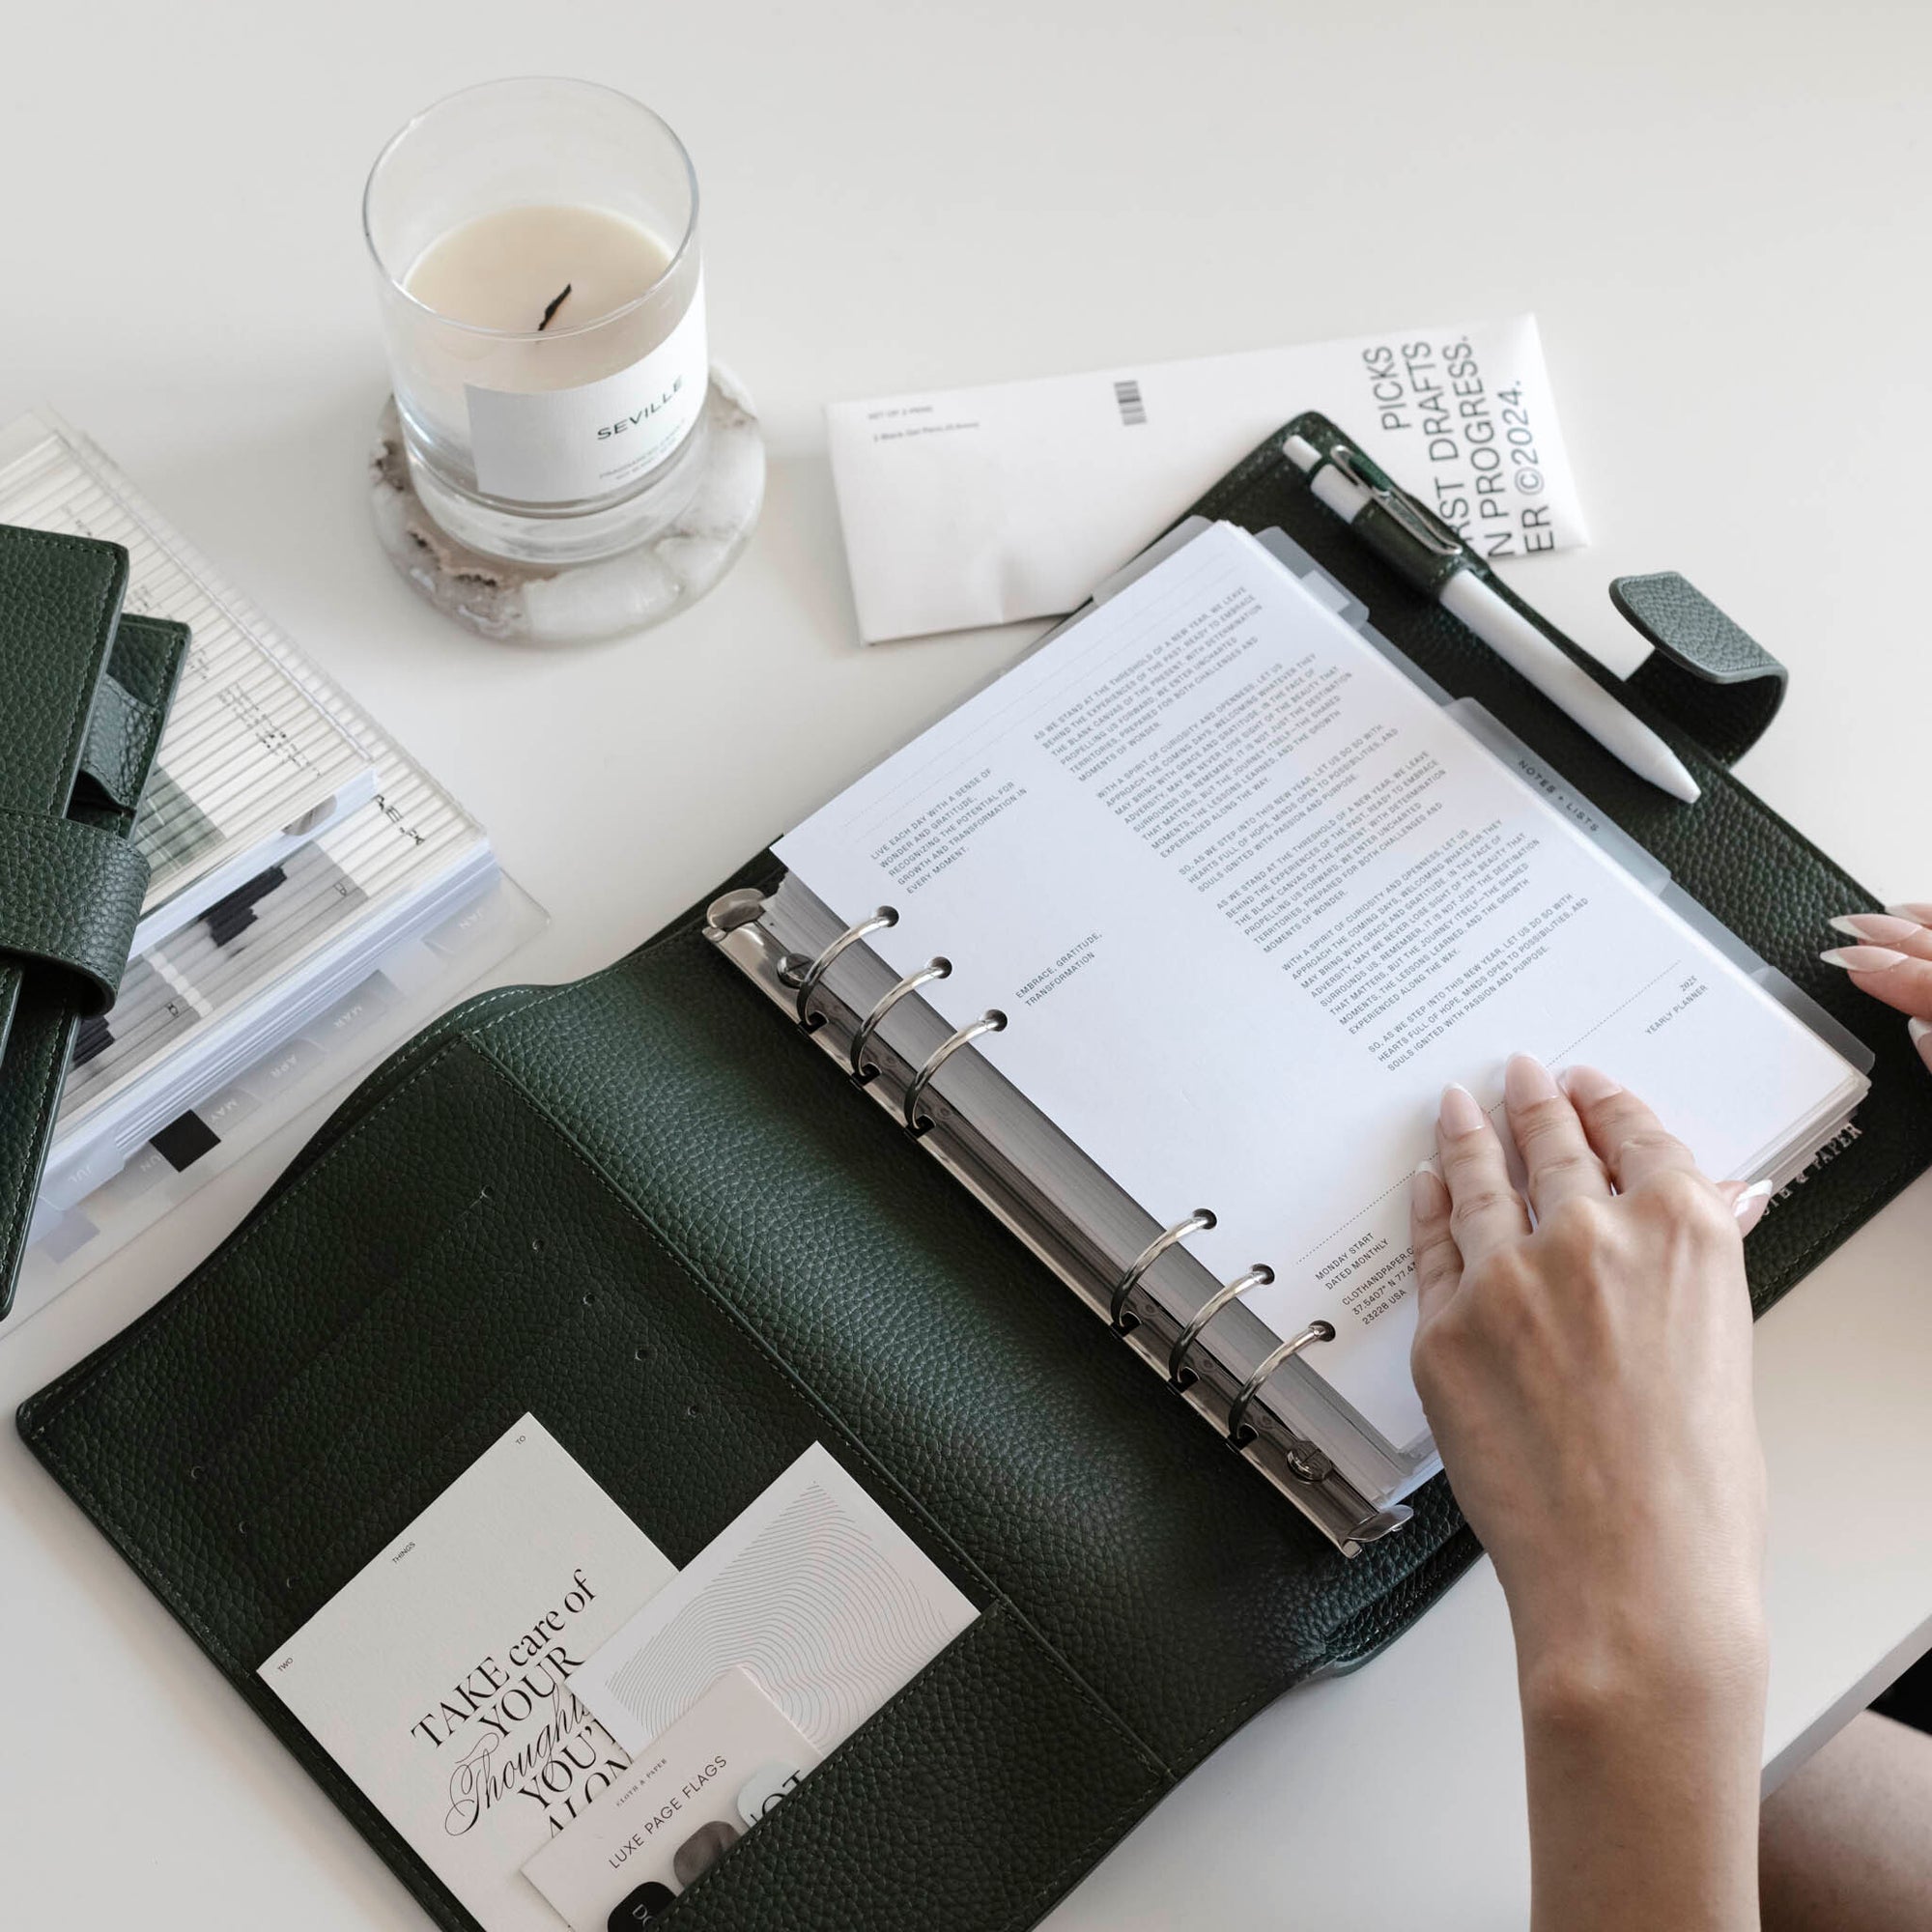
1887;904;1932;924
1411;1166;1449;1215
1820;946;1909;972
1504;1053;1560;1109
1911;1016;1930;1048
1561;1064;1623;1105
1438;1083;1487;1137
1829;914;1923;945
1732;1179;1774;1234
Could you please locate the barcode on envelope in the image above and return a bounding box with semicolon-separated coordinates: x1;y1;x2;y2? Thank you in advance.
1113;380;1147;427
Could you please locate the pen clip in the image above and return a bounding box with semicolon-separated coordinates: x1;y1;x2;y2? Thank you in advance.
1329;444;1465;561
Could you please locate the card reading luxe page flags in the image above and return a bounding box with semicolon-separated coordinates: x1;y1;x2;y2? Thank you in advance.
524;1667;821;1932
259;1416;677;1932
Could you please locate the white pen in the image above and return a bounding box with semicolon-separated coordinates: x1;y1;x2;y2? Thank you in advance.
1281;433;1700;804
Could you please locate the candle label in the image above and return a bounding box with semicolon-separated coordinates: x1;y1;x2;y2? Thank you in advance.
465;281;708;503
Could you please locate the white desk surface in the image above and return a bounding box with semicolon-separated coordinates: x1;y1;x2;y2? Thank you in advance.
4;3;1930;1925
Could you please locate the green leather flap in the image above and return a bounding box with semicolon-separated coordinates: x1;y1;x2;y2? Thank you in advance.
0;526;186;1319
658;1606;1167;1932
78;610;185;815
0;808;150;1015
0;524;128;818
0;524;131;1311
0;524;128;1052
77;670;163;812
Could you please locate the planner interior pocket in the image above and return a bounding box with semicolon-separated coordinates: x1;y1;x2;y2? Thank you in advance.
227;1034;1001;1632
22;1023;1176;1932
641;1602;1168;1932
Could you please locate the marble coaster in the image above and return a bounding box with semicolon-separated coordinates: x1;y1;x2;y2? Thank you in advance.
370;369;765;646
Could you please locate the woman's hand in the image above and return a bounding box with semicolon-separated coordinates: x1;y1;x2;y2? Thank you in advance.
1409;1055;1768;1680
1410;1055;1768;1932
1822;906;1932;1074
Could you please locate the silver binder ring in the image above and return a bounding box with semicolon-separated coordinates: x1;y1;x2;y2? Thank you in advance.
1226;1321;1336;1446
903;1009;1007;1133
787;906;897;1030
1169;1264;1273;1388
849;958;951;1082
1108;1210;1215;1332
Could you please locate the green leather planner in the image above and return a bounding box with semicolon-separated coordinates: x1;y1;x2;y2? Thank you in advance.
0;523;185;1315
19;424;1932;1932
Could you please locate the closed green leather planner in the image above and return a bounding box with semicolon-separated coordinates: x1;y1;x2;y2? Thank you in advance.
19;426;1932;1932
0;523;185;1314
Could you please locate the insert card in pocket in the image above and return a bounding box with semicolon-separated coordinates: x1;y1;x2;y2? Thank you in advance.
522;1666;820;1931
575;1441;980;1757
258;1415;677;1932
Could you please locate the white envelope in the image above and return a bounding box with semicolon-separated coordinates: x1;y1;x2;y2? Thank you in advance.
826;315;1588;643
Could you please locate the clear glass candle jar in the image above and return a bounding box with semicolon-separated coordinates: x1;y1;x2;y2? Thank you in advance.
363;78;709;566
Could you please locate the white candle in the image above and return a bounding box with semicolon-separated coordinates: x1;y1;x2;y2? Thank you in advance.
406;205;673;362
397;203;707;506
365;83;710;556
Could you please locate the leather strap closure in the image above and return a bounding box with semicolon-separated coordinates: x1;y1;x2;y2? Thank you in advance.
0;806;151;1016
1611;571;1788;768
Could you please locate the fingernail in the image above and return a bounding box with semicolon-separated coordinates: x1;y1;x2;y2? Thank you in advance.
1411;1166;1449;1214
1820;946;1910;972
1504;1053;1560;1109
1438;1083;1487;1138
1561;1064;1623;1104
1733;1179;1774;1234
1829;914;1923;945
1887;904;1932;924
1911;1016;1931;1047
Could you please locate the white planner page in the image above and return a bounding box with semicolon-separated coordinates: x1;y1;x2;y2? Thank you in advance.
777;523;1861;1451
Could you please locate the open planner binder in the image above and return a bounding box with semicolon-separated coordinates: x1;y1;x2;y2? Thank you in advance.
21;418;1932;1932
706;515;1872;1552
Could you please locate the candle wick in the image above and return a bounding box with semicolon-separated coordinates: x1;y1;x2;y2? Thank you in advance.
537;283;573;331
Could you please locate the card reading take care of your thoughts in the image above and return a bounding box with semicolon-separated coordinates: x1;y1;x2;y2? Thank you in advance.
259;1417;677;1932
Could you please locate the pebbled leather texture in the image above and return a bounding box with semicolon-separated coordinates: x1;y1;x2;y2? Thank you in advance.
0;807;150;1013
0;524;128;1038
0;520;185;1317
656;1605;1168;1932
18;434;1932;1932
78;667;164;811
1611;569;1788;767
